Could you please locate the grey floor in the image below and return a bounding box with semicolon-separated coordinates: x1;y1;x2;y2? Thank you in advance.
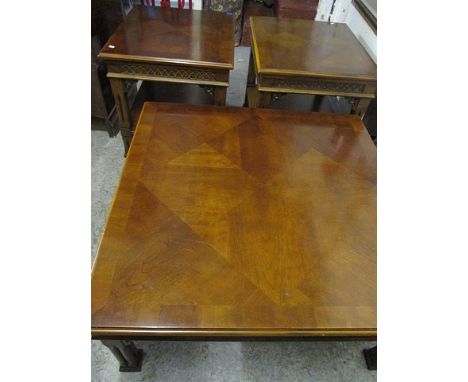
91;47;377;381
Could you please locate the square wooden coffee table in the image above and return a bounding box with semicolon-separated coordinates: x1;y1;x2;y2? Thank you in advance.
246;17;377;118
92;102;377;371
98;5;234;153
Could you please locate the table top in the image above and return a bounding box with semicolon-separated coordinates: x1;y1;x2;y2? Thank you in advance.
92;103;376;338
250;17;377;81
98;6;234;69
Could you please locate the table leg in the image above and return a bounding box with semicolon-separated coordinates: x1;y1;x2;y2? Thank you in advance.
214;86;227;105
247;49;255;86
352;97;372;120
363;345;377;370
312;95;324;112
244;49;256;107
258;92;272;108
109;78;132;155
101;340;143;372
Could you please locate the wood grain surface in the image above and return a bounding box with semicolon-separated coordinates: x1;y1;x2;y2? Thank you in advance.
98;5;234;69
250;17;376;80
92;103;376;338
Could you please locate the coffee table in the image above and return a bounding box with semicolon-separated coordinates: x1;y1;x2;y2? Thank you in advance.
246;17;377;118
91;102;377;371
98;5;234;153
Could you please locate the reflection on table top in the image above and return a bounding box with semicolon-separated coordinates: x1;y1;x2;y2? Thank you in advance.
99;5;234;69
92;102;376;338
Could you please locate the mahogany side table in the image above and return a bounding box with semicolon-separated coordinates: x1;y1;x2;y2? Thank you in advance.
246;17;377;118
98;5;234;153
92;102;377;371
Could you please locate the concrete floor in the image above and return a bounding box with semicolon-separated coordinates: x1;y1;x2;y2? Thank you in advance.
91;47;377;381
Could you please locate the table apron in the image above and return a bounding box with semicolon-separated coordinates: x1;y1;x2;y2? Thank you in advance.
106;62;230;87
92;328;377;338
94;335;377;343
258;75;376;99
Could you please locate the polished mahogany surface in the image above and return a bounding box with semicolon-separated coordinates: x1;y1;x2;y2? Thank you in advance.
92;103;376;337
99;6;234;69
250;17;376;80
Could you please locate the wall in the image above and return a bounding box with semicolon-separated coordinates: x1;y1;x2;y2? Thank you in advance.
315;0;376;63
316;0;352;23
345;2;376;62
